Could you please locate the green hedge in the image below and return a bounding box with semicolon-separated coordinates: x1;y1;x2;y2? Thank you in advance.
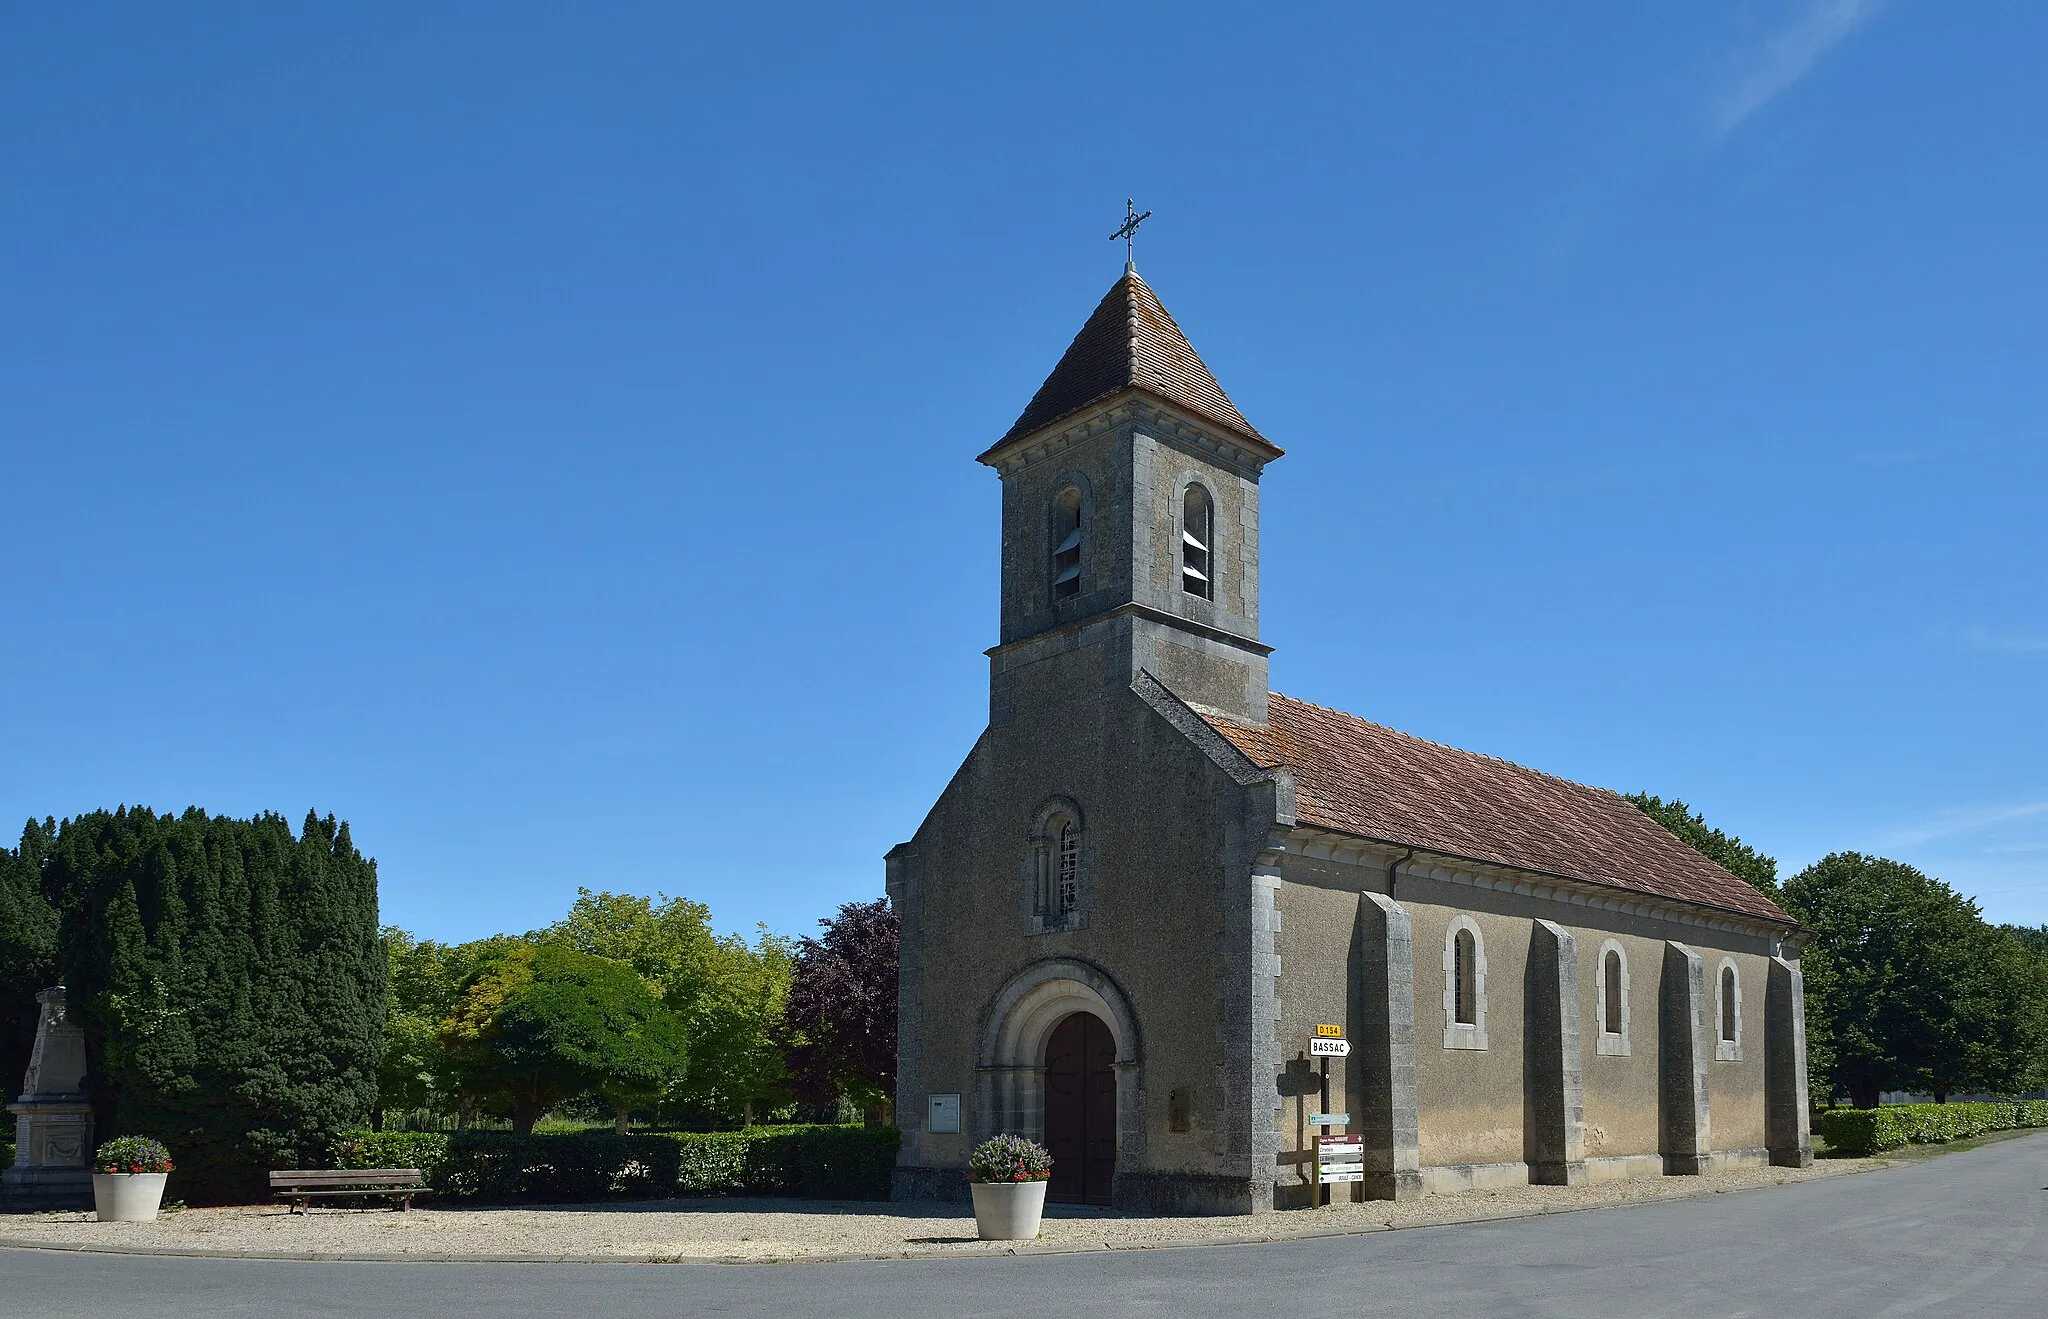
1818;1101;2048;1156
334;1125;899;1203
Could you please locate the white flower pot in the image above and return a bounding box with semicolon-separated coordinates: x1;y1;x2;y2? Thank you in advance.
93;1172;168;1223
971;1179;1048;1240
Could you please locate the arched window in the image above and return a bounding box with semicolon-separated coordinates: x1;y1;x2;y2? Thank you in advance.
1056;818;1079;915
1454;929;1476;1023
1181;484;1213;599
1716;960;1742;1061
1595;940;1630;1056
1441;916;1488;1049
1031;799;1084;930
1052;487;1083;600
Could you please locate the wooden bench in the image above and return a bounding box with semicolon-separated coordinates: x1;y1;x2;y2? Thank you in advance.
270;1169;432;1214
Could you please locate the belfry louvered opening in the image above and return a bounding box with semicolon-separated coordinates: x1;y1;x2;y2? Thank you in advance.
1181;484;1213;599
1052;487;1083;599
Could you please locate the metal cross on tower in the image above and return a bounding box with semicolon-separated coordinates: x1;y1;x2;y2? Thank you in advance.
1110;198;1153;267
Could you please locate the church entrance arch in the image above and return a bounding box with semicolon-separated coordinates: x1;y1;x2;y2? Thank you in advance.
975;958;1140;1207
1043;1011;1116;1204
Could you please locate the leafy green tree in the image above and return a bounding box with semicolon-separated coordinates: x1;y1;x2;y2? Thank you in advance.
0;820;60;1102
374;928;527;1127
439;943;689;1133
777;899;897;1115
1627;793;1779;897
1954;926;2048;1100
670;927;795;1126
542;889;718;1001
1988;925;2048;1096
539;890;794;1127
1781;853;2046;1106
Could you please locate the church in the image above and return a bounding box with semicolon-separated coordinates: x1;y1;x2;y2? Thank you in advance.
887;258;1813;1215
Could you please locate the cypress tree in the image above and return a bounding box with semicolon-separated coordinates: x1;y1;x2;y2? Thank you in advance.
40;807;383;1201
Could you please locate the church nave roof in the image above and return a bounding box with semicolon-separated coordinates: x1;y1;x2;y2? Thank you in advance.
1203;692;1793;925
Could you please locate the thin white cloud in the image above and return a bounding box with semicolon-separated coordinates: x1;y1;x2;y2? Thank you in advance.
1710;0;1887;137
1882;798;2048;847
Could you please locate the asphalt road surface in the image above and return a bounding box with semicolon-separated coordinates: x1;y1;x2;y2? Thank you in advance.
4;1133;2043;1318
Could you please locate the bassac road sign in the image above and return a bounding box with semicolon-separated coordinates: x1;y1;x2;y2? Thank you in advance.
1309;1038;1350;1057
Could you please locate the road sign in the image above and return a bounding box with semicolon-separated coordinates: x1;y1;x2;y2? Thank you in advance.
1317;1134;1363;1184
1309;1038;1350;1057
1309;1113;1350;1126
1315;1024;1344;1038
1314;1136;1362;1191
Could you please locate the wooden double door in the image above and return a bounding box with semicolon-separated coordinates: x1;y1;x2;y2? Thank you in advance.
1043;1011;1116;1205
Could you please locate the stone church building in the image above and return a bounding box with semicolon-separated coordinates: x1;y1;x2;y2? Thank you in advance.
888;263;1813;1215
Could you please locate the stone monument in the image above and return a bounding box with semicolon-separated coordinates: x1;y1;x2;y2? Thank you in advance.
2;986;95;1210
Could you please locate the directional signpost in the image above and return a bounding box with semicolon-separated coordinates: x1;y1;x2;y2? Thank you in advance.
1309;1026;1349;1203
1318;1135;1364;1184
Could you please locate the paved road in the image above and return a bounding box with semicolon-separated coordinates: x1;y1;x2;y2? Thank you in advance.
5;1134;2043;1318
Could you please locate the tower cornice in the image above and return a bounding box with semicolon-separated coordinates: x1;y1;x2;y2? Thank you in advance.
984;598;1277;663
979;390;1277;483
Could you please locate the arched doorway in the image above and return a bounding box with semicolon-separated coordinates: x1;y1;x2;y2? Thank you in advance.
1043;1011;1116;1205
975;958;1140;1207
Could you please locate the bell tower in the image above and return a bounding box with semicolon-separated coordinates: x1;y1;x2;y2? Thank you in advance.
978;264;1282;726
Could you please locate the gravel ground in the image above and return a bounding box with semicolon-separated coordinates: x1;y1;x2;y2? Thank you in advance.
0;1159;1878;1262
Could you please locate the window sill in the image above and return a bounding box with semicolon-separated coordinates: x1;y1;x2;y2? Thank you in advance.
1443;1025;1487;1051
1595;1032;1630;1058
1715;1042;1742;1062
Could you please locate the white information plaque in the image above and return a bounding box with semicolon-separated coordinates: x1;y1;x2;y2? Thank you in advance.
928;1092;962;1133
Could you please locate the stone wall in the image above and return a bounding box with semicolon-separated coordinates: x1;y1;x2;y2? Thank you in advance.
889;651;1281;1214
1268;842;1806;1204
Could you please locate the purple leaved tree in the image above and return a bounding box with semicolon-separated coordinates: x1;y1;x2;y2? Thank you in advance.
777;898;898;1118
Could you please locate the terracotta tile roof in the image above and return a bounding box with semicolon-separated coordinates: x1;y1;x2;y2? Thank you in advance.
1203;692;1792;925
982;269;1280;458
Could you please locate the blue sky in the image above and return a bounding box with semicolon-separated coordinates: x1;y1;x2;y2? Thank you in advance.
4;2;2043;941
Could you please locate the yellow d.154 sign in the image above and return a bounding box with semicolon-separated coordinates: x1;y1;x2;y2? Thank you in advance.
1315;1024;1344;1038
